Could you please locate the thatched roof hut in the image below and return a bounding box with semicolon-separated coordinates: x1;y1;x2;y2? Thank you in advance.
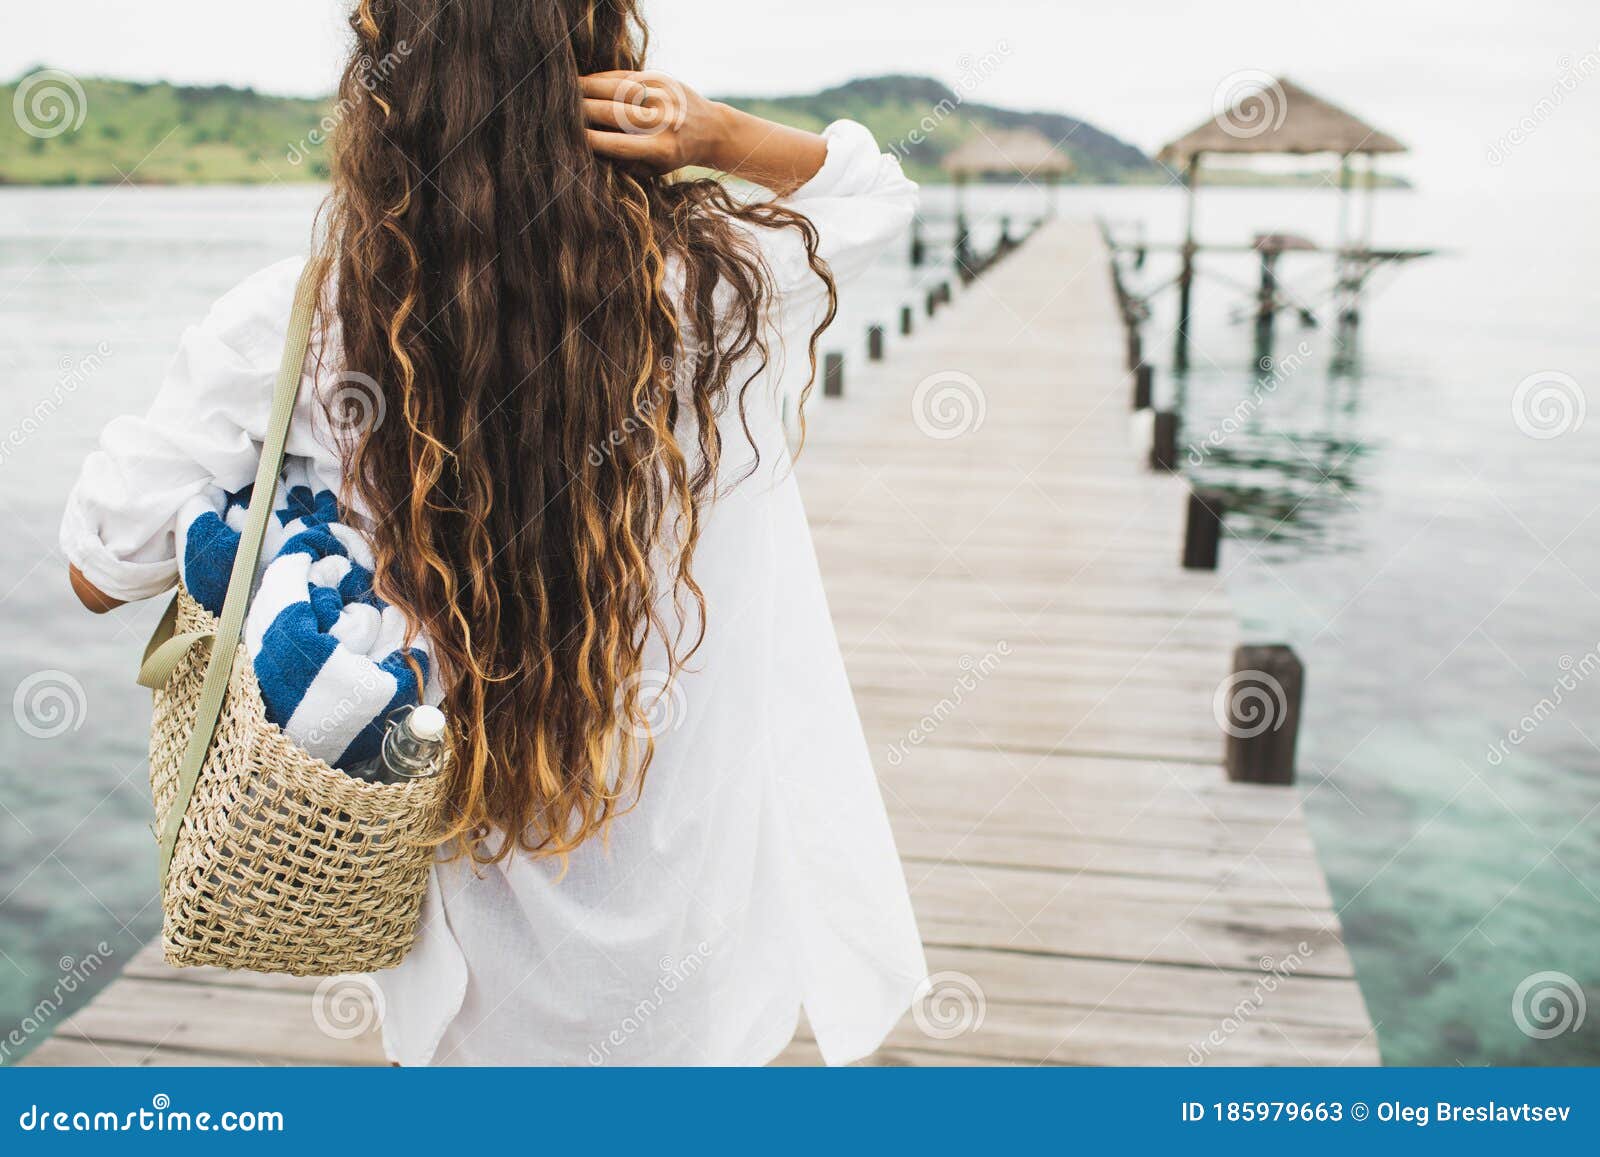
1157;77;1405;164
942;129;1074;179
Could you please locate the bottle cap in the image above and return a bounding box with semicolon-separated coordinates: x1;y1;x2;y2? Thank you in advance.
408;704;448;742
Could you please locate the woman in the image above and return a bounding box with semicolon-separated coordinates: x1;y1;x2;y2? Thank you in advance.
60;0;924;1065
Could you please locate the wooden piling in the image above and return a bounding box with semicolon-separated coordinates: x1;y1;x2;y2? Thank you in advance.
1222;645;1304;786
823;352;844;398
1150;410;1179;471
1132;363;1153;410
900;305;914;337
1183;487;1225;570
867;325;885;362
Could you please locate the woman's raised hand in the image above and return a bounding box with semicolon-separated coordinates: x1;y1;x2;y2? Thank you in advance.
580;70;728;175
581;70;828;194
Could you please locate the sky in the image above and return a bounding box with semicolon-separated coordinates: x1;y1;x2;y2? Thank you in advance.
5;1;1600;192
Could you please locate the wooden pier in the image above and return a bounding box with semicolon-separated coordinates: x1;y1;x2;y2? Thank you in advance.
24;219;1376;1068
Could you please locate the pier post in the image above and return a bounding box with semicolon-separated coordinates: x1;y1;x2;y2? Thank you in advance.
1126;326;1142;372
867;325;885;362
1222;644;1303;786
823;353;844;398
1183;487;1225;570
926;289;939;318
1132;363;1153;410
910;218;926;267
1174;155;1200;372
900;305;914;337
1150;410;1179;471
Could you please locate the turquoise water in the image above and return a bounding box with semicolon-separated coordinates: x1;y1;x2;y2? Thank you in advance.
1;183;1596;1065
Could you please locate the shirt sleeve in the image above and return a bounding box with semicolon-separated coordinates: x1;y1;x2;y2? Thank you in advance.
753;119;919;311
59;256;312;603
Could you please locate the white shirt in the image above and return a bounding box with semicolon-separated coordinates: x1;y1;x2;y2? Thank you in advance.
61;120;927;1066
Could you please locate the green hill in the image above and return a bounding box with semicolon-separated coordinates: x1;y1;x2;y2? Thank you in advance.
1;70;1157;186
720;75;1155;183
1;74;332;184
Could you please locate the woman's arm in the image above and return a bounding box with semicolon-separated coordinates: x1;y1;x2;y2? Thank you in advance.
581;71;827;195
69;564;124;613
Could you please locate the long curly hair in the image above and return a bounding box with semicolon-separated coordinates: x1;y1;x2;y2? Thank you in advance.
313;0;835;863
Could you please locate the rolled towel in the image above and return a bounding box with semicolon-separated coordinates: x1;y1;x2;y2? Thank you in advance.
176;456;433;771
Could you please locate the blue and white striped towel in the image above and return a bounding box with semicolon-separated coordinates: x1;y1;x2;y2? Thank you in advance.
176;459;432;771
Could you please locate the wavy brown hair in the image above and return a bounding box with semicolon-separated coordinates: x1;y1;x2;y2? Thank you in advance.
314;0;835;863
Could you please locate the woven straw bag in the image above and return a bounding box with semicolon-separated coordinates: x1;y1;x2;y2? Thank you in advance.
136;266;442;976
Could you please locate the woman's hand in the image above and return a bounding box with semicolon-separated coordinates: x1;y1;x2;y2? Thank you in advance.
581;71;727;176
581;70;827;195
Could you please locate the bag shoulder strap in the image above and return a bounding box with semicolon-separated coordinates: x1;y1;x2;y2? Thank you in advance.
155;262;322;882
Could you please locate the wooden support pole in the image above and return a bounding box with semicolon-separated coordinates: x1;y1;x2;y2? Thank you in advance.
1222;644;1303;786
1126;326;1142;371
1183;487;1225;570
1150;410;1179;471
909;218;926;267
1175;155;1199;372
867;325;885;361
1132;363;1153;410
938;281;952;305
925;289;939;318
823;352;844;398
900;305;914;337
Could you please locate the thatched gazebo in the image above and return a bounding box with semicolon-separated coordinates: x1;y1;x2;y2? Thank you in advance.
941;128;1075;182
938;129;1073;267
1155;76;1407;364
